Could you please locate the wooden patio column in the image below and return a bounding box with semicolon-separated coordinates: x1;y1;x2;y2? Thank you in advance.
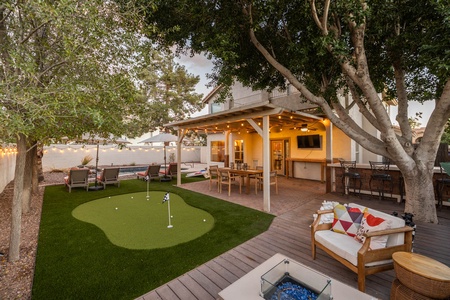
176;129;185;186
224;130;230;167
324;120;333;193
262;115;270;212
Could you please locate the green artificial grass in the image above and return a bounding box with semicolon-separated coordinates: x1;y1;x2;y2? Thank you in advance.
72;191;214;249
32;177;274;300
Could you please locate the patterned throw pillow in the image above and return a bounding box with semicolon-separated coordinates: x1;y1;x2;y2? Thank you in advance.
331;204;364;237
354;213;391;249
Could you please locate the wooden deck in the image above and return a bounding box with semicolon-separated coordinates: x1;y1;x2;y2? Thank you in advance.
137;177;450;300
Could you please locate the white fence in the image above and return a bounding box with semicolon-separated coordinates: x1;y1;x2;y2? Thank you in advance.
0;152;16;193
42;144;207;172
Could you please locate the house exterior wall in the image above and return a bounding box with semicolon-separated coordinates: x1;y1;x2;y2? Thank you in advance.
203;82;395;177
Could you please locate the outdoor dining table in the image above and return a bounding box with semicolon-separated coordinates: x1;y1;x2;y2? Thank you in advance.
218;168;263;194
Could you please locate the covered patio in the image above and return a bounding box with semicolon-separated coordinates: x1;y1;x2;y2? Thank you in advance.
137;177;450;300
167;101;331;214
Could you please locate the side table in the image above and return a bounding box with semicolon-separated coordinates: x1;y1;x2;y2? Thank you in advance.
391;252;450;299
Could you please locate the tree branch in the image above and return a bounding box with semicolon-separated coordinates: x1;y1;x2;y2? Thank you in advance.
310;0;324;32
392;62;412;141
20;20;51;45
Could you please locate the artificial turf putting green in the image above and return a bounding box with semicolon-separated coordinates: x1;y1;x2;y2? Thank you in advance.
32;179;274;300
72;191;214;249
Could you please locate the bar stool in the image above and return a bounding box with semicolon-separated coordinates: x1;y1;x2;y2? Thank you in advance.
369;161;393;200
340;161;362;196
436;162;450;208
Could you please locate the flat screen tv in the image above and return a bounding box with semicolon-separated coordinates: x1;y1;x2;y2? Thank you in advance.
297;134;321;149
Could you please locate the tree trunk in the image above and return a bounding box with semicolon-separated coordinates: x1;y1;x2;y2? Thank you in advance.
403;166;438;223
21;142;33;214
9;133;27;262
31;142;42;194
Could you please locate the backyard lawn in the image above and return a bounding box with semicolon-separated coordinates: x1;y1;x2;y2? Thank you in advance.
32;177;274;299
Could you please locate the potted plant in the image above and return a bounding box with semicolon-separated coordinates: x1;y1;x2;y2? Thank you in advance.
79;155;93;168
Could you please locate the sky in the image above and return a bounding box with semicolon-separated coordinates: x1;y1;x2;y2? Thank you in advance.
177;54;434;126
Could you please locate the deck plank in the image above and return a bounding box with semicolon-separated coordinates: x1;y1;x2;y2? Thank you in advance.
137;178;450;300
177;274;214;300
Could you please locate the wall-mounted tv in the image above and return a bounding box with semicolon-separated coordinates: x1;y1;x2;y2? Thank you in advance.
297;134;322;149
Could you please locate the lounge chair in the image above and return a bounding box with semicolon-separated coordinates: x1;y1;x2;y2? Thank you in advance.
97;167;120;189
160;163;177;180
137;165;161;181
65;168;89;193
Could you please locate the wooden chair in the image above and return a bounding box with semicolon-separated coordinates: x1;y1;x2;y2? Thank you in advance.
65;168;89;193
97;167;120;189
208;165;219;191
255;171;278;194
219;170;241;196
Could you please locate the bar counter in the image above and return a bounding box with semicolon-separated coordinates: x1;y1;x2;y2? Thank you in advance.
328;163;446;204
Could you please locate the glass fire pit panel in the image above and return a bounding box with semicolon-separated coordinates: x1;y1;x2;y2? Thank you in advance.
260;259;331;300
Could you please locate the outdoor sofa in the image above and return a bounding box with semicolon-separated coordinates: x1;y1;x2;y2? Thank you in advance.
311;202;414;292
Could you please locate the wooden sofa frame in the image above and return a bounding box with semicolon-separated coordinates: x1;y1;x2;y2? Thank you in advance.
311;208;414;292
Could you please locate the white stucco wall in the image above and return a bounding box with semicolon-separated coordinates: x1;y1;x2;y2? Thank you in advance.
42;145;205;172
0;152;16;193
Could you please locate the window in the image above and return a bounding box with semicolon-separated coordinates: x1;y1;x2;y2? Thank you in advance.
211;102;221;113
234;140;244;163
211;141;225;162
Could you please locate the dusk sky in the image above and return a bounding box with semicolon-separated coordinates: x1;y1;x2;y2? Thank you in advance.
177;54;434;126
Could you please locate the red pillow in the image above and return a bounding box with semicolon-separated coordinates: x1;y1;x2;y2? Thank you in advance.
354;213;391;249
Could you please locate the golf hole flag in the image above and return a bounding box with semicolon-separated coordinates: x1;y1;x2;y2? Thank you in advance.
162;192;173;228
162;192;170;203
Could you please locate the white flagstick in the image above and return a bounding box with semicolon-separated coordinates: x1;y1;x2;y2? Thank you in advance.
146;176;150;199
162;192;173;228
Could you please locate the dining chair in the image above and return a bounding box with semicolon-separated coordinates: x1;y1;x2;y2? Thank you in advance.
208;165;220;192
255;171;278;194
219;170;242;196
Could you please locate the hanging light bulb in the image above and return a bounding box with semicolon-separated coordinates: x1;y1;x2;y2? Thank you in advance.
301;124;308;132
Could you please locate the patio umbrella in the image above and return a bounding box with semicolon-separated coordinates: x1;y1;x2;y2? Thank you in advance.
139;133;178;180
80;134;130;190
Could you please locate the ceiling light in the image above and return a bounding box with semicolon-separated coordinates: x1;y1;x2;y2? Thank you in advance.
301;124;308;132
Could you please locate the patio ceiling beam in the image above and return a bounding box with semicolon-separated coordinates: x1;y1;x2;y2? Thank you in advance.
247;119;262;136
169;107;284;133
294;110;324;121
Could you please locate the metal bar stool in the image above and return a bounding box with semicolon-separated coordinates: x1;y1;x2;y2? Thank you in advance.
369;161;394;200
340;160;362;196
436;162;450;208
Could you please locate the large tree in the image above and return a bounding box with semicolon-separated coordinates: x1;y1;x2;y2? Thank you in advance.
0;0;156;261
133;0;450;223
130;50;203;133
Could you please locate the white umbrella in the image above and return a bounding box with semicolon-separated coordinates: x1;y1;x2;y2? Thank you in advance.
139;133;178;180
80;134;130;190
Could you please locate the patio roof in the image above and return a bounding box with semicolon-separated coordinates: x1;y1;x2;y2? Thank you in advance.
165;101;324;133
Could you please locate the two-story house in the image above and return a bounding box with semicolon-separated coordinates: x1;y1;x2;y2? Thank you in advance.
166;81;394;211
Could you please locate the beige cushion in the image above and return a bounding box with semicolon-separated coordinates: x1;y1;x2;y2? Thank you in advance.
315;230;392;267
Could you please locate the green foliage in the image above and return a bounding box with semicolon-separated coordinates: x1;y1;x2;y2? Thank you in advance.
134;50;204;132
32;179;274;299
80;155;93;166
0;0;155;143
135;0;449;104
